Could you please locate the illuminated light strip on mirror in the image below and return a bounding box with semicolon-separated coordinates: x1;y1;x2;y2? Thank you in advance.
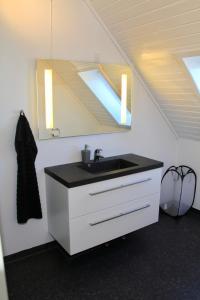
121;74;127;125
44;69;54;129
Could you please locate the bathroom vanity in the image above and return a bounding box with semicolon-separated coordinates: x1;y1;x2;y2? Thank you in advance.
45;154;163;255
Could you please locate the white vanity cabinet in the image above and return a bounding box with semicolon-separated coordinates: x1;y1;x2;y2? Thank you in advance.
46;167;162;255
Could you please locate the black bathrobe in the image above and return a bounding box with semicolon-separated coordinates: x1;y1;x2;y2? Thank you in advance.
15;113;42;224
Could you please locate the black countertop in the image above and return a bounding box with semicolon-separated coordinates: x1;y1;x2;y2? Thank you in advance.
44;153;164;188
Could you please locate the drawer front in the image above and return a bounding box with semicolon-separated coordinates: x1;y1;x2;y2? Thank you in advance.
68;168;162;218
69;193;160;255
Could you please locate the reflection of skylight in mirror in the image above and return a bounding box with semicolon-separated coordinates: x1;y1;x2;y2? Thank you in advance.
78;69;131;126
183;56;200;94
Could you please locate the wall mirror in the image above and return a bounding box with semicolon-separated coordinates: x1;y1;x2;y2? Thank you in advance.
36;60;132;139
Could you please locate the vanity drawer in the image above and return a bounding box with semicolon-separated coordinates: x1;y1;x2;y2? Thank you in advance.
69;193;160;255
68;168;162;218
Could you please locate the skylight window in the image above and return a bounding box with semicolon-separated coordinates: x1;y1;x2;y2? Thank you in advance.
183;56;200;94
78;69;131;126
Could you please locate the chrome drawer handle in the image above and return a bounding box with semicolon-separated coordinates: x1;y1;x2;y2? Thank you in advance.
89;178;152;196
89;203;150;226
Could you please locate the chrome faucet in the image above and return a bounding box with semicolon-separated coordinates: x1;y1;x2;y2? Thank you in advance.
94;149;104;162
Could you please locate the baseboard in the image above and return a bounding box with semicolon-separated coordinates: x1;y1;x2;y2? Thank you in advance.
4;241;58;264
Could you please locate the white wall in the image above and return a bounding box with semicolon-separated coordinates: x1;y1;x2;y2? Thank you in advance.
178;138;200;210
0;0;178;256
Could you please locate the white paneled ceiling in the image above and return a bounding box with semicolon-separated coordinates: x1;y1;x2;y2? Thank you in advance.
87;0;200;140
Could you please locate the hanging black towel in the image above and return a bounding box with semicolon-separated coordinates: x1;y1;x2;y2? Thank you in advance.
15;112;42;224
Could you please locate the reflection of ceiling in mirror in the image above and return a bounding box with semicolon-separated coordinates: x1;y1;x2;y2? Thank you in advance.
70;62;132;110
51;60;118;127
78;69;131;126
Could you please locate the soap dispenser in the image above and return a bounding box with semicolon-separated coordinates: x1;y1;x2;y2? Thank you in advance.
81;144;91;163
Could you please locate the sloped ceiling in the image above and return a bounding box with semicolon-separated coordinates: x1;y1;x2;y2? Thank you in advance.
87;0;200;140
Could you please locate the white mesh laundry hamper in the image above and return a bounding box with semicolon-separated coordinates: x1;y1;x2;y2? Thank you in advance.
160;165;197;217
